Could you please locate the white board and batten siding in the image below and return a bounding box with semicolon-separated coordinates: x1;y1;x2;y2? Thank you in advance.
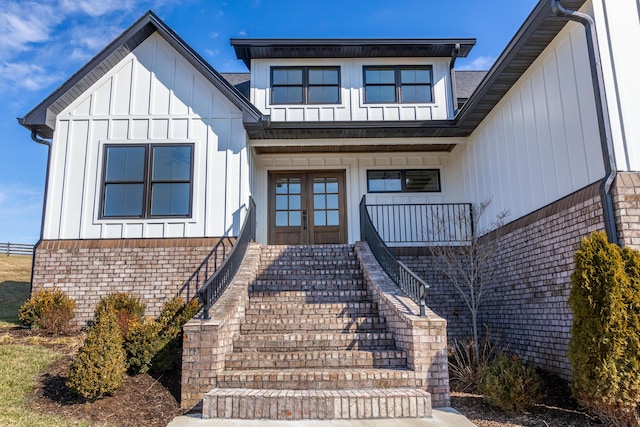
592;0;640;172
451;19;605;232
44;33;249;240
250;58;455;122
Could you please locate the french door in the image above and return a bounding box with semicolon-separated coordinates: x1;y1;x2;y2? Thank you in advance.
268;171;347;245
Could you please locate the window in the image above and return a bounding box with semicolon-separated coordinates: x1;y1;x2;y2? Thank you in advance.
271;66;340;104
364;66;433;103
101;144;193;218
367;169;440;193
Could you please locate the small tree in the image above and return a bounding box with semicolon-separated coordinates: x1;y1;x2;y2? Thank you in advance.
66;306;127;400
569;231;640;426
429;198;508;365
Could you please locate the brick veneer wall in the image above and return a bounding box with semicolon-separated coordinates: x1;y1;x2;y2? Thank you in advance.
31;238;234;328
613;172;640;249
396;248;470;341
394;182;605;379
354;242;450;408
181;243;260;410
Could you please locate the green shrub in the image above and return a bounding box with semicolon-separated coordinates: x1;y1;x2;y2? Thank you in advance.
479;354;542;412
18;288;76;334
568;231;640;426
124;297;201;374
66;307;127;400
94;292;145;338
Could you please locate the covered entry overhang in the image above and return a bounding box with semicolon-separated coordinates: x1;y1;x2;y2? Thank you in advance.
249;137;468;246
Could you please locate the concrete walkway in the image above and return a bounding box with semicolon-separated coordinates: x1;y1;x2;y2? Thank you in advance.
167;408;477;427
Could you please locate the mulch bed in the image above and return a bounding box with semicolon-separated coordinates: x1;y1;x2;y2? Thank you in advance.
452;371;602;427
2;325;605;426
2;326;184;427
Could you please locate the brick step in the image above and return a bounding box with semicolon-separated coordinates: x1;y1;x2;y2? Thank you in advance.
233;332;396;352
259;259;358;267
248;289;372;303
245;302;378;317
260;244;353;254
215;368;421;390
240;316;387;333
252;279;365;291
203;387;431;419
224;349;407;370
257;269;363;277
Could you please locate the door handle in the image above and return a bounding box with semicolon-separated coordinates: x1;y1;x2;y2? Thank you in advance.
302;210;307;230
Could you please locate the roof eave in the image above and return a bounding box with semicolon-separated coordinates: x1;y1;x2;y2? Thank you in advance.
455;0;587;130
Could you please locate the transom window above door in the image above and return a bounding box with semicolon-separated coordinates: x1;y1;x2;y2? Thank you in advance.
363;66;433;103
101;144;193;218
271;66;340;104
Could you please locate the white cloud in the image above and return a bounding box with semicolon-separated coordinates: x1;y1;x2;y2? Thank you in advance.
0;62;63;91
0;2;58;56
59;0;136;17
238;30;247;37
0;0;184;94
457;56;496;71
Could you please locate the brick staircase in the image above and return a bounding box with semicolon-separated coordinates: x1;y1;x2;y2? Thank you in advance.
201;244;432;420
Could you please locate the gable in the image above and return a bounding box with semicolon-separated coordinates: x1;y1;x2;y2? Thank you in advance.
62;33;241;120
19;11;261;139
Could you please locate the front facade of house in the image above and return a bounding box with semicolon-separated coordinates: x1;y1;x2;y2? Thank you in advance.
20;0;640;380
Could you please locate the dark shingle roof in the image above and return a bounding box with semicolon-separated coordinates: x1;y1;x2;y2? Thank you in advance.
455;71;488;100
220;73;251;99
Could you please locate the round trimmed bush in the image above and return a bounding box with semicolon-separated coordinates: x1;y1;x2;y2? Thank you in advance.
94;292;146;338
18;288;76;334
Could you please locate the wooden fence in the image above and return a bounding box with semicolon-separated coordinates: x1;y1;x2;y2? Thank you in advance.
0;242;35;256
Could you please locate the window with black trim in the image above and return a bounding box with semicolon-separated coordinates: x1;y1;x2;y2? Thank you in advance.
271;66;340;104
363;66;433;103
367;169;440;193
101;144;193;218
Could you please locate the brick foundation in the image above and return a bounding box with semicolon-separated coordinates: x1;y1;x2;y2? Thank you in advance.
395;182;605;379
31;237;233;328
613;172;640;249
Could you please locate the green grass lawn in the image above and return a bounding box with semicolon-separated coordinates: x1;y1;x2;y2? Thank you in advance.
0;256;32;327
0;345;87;427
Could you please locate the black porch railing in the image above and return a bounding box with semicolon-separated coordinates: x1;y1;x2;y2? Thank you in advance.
366;202;472;244
197;198;256;319
179;237;234;301
360;195;429;316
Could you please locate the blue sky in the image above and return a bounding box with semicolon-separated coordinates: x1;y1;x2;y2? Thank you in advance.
0;0;538;244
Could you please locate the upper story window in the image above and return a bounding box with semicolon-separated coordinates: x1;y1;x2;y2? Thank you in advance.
364;66;433;104
271;66;340;104
367;169;441;193
101;144;193;218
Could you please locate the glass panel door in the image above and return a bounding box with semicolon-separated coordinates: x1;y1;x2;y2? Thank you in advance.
269;171;346;245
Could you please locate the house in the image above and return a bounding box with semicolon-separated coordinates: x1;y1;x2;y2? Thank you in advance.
19;0;639;419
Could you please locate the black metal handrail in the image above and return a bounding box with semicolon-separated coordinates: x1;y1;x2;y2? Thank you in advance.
179;237;234;301
366;202;472;244
197;198;256;319
360;195;429;316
